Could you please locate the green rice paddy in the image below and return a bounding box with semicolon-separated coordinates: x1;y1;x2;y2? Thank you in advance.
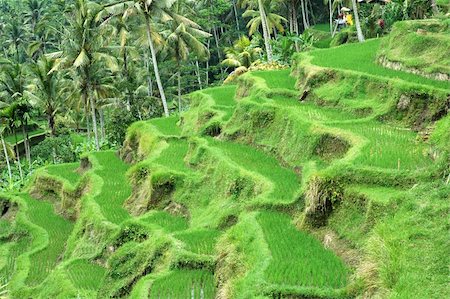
45;163;81;185
21;193;74;286
258;211;348;289
149;270;215;299
91;151;131;224
310;39;450;90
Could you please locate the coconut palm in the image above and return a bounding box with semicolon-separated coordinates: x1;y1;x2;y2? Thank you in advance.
0;108;13;185
239;0;275;62
3;19;26;61
351;0;365;42
104;0;179;117
51;0;118;150
0;61;32;166
26;56;67;135
242;4;287;38
164;18;210;112
222;36;262;69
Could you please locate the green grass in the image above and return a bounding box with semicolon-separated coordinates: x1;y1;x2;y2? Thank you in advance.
258;211;348;289
149;269;215;299
203;85;237;107
45;163;81;185
348;185;406;204
252;70;297;90
269;95;359;122
207;137;300;203
21;193;74;286
153;139;191;173
140;211;188;232
4;129;45;144
174;229;220;255
149;116;181;136
312;23;331;32
310;39;450;90
66;259;106;290
334;121;431;170
92;152;131;224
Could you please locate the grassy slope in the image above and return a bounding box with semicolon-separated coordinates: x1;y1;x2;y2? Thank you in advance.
21;193;74;286
92;151;131;224
379;19;450;75
311;39;450;90
2;24;449;299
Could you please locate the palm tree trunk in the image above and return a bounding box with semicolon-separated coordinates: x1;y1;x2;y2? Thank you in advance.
307;0;316;25
123;49;132;111
258;0;273;62
329;0;333;35
195;60;203;90
144;14;169;117
1;135;13;185
48;112;56;136
144;51;154;97
14;130;23;180
351;0;365;42
99;108;105;143
89;96;100;151
232;0;240;31
206;38;210;86
82;88;91;143
300;0;309;30
21;124;31;168
178;69;182;113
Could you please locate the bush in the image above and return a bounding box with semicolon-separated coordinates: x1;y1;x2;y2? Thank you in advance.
31;134;77;164
105;109;138;146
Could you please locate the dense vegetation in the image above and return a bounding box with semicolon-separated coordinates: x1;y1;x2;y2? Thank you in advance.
0;0;449;298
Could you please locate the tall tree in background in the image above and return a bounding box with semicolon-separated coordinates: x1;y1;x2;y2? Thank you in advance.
105;0;179;117
52;0;118;150
351;0;365;42
165;20;210;112
239;0;274;62
26;56;66;135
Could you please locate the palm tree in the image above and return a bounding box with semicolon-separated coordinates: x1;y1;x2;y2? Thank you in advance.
26;56;66;135
222;36;262;69
0;108;13;185
105;0;179;117
51;0;118;150
3;19;26;61
239;0;275;62
242;4;287;38
351;0;365;42
0;61;32;166
164;18;210;112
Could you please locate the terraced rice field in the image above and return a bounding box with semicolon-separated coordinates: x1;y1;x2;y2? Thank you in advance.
66;259;106;290
334;121;431;169
139;211;188;232
258;211;348;289
152;139;191;173
174;229;220;255
207;137;301;203
45;163;81;185
92;151;131;224
310;39;450;90
21;193;74;286
253;70;297;90
149;269;215;299
149;116;181;136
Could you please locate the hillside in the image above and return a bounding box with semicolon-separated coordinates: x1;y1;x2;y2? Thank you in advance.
1;21;449;299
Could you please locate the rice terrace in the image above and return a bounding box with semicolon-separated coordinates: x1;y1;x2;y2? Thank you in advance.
0;0;449;298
